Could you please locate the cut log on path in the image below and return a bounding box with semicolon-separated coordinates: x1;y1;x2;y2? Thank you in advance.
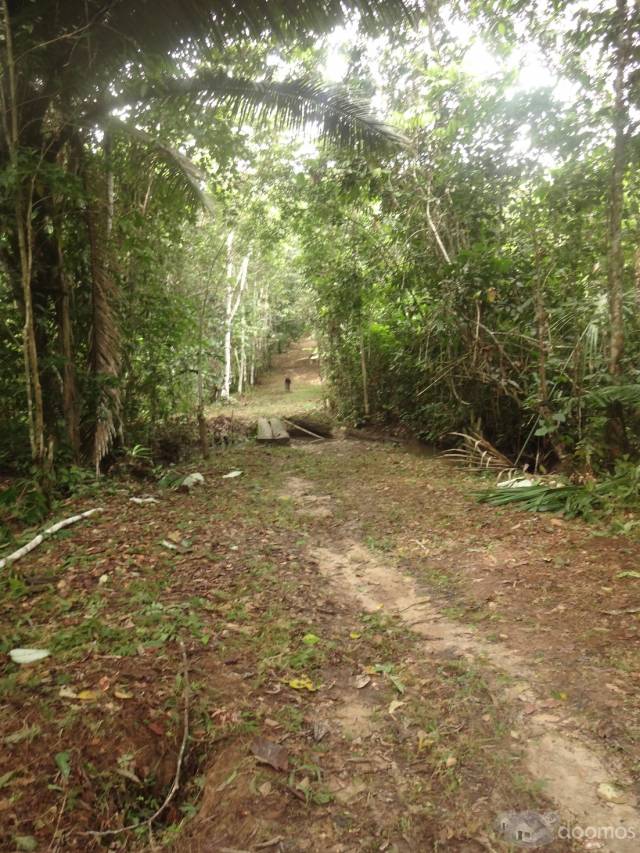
284;417;333;438
257;417;290;444
282;418;327;441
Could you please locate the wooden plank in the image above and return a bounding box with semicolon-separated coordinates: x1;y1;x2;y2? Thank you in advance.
257;417;274;441
256;417;290;444
268;418;290;444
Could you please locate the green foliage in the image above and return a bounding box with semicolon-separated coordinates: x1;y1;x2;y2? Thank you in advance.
0;480;50;540
2;0;640;495
478;461;640;521
284;9;640;473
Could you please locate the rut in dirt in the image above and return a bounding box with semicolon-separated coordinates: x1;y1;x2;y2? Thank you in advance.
239;341;640;852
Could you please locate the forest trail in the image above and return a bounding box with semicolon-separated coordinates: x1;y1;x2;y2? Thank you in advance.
222;337;325;422
221;342;640;851
2;342;640;852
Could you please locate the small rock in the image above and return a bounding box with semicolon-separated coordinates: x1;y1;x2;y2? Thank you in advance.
179;472;204;492
597;782;627;804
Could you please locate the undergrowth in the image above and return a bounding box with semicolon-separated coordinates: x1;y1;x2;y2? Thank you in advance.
478;459;640;525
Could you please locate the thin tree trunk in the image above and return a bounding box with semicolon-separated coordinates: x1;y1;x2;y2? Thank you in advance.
238;307;246;394
222;319;233;400
1;0;45;466
233;347;241;392
359;327;370;419
51;201;80;461
221;232;235;400
635;245;640;312
56;255;81;461
608;0;628;377
534;267;566;463
249;340;256;386
605;0;630;457
221;244;249;401
196;267;214;460
197;369;209;459
83;159;121;474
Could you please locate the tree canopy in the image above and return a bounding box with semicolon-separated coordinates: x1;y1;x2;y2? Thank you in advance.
1;0;640;509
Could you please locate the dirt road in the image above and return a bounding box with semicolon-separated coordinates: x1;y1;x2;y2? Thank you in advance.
2;341;639;852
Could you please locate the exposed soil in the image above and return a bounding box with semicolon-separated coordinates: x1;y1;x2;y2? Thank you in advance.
1;340;639;852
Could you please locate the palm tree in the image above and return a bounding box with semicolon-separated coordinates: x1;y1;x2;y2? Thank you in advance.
0;0;413;473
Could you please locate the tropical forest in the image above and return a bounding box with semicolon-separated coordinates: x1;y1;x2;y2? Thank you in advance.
1;1;640;851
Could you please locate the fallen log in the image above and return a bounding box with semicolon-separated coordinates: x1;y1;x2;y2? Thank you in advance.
284;417;333;439
0;507;103;571
282;418;326;441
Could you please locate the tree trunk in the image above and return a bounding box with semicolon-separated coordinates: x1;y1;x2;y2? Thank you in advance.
83;158;121;474
52;210;80;461
197;370;209;459
634;245;640;312
238;307;246;394
605;0;630;458
1;0;46;467
222;318;233;400
56;261;81;461
221;244;249;401
221;232;235;400
249;339;256;387
534;269;566;464
607;0;628;377
359;327;370;419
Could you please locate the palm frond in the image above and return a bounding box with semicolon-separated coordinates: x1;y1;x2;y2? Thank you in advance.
584;384;640;409
107;73;408;150
106;117;215;215
478;483;577;513
15;1;415;78
443;432;514;471
57;1;415;50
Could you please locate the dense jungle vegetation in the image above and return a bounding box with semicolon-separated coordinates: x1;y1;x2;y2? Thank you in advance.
2;0;640;525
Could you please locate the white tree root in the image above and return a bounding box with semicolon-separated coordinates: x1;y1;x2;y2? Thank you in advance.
0;507;103;571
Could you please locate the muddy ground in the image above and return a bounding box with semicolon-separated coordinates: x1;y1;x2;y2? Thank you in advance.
0;340;638;852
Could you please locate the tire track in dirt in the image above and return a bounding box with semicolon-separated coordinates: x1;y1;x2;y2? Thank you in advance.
281;473;639;853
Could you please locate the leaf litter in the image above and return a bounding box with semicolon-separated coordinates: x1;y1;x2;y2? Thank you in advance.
3;343;638;851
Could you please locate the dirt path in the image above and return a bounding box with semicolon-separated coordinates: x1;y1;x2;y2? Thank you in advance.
224;342;640;851
1;342;639;852
214;337;325;422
